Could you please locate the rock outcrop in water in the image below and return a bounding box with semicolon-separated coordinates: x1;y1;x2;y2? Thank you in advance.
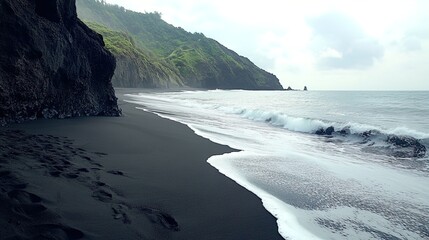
314;126;427;158
0;0;120;125
316;126;335;135
386;135;426;158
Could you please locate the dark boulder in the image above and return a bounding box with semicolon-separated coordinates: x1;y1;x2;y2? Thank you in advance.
339;127;351;135
386;135;426;158
325;126;335;135
304;86;308;91
315;126;335;136
361;130;376;138
315;128;325;135
0;0;120;124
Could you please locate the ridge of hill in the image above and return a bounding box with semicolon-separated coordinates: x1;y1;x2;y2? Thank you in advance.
77;0;283;90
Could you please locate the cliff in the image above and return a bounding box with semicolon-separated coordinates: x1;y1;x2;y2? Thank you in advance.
76;0;284;90
85;22;184;88
0;0;120;124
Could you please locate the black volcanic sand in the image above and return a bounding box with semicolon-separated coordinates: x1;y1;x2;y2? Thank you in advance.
0;91;283;240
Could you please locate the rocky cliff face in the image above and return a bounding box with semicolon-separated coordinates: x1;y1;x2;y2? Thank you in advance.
0;0;120;124
113;56;184;88
193;41;283;90
76;0;284;90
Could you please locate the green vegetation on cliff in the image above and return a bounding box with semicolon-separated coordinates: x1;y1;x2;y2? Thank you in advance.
86;22;183;88
85;22;135;56
77;0;283;90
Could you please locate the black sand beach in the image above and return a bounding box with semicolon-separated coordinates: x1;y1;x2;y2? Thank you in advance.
0;89;283;239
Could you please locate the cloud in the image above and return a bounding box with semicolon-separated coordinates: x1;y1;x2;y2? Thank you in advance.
394;11;429;53
320;48;343;58
104;0;429;90
308;12;384;70
399;36;422;52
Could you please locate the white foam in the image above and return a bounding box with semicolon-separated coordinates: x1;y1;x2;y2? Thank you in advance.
208;152;324;240
229;107;429;139
127;92;429;140
124;92;429;240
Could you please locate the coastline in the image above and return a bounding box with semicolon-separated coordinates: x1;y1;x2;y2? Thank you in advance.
0;89;283;239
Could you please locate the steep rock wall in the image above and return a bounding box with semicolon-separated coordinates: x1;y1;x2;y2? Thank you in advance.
76;0;284;90
112;55;184;88
0;0;120;124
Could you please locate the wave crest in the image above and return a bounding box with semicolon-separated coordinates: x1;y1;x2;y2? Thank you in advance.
225;107;428;159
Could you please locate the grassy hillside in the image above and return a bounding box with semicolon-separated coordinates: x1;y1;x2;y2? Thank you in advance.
86;22;184;88
77;0;283;90
86;22;136;56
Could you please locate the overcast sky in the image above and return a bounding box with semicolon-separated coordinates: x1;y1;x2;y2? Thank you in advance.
104;0;429;90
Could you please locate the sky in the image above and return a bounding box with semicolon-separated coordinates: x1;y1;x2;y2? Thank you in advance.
104;0;429;90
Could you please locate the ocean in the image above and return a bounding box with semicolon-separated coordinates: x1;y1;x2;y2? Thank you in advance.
125;90;429;240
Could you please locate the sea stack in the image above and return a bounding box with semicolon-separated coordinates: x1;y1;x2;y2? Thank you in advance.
304;86;308;91
0;0;120;125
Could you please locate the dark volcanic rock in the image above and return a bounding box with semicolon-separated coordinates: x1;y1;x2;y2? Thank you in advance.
113;55;183;88
325;126;335;135
339;127;350;135
315;128;325;135
0;0;120;124
315;126;335;136
386;135;426;158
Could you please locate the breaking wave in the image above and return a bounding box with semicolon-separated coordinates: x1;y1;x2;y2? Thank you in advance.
126;93;428;159
217;107;428;159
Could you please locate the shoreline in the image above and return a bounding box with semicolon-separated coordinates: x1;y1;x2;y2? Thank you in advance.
0;89;283;239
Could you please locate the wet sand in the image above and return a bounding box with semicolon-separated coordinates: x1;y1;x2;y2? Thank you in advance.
0;90;283;240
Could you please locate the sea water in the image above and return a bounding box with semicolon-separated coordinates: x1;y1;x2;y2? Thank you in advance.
125;90;429;240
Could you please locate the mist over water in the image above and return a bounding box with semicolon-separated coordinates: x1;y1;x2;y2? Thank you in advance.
126;90;429;239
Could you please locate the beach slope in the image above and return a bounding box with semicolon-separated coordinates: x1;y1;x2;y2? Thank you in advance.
0;90;282;239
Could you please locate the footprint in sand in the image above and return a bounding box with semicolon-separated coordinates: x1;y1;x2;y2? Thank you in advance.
8;189;42;204
106;170;125;176
92;188;113;202
140;207;180;231
8;189;51;219
112;204;131;224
